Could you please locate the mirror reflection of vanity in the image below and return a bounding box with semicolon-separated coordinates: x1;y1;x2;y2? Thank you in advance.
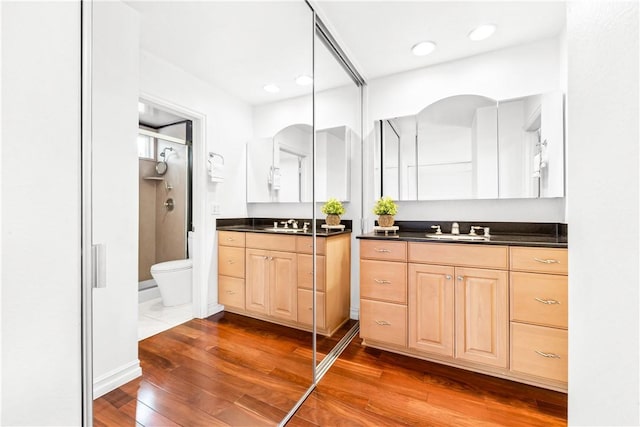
247;124;352;203
375;91;564;201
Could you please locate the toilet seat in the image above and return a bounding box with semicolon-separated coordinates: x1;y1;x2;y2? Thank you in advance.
150;259;192;273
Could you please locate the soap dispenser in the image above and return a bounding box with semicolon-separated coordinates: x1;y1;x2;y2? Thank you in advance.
451;222;460;235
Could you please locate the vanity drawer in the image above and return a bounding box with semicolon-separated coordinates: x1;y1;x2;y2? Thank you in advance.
360;299;407;347
246;232;296;252
511;323;567;383
218;231;245;248
511;272;567;328
510;247;568;275
297;289;325;329
219;276;245;310
360;259;407;304
408;243;508;269
218;246;245;278
297;254;325;291
360;240;407;262
295;236;326;255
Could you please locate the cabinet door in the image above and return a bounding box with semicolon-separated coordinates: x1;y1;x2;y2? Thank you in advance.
408;264;455;357
269;251;298;322
245;249;270;314
455;267;508;368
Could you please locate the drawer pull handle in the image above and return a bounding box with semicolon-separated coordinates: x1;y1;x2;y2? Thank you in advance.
375;320;391;326
227;260;235;264
226;238;235;241
535;297;560;305
533;257;559;264
374;248;391;253
374;279;391;285
535;350;561;359
226;290;236;295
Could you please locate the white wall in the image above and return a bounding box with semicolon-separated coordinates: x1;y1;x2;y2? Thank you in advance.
139;50;253;315
567;1;639;425
92;1;141;398
367;36;567;223
1;1;82;424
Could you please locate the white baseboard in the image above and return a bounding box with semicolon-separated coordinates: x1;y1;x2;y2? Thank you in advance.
93;360;142;399
350;307;360;320
207;302;224;317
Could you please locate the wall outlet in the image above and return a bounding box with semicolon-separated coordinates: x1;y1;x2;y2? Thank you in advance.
211;203;221;215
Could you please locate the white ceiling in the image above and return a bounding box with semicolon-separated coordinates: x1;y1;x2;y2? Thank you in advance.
126;1;566;107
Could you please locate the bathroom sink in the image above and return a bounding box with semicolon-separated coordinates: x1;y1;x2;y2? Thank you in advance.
425;233;489;241
263;227;302;233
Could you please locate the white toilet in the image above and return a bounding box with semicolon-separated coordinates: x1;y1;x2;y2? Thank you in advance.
150;232;193;307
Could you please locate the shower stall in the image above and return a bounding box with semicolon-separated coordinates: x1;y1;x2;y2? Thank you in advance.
137;105;192;299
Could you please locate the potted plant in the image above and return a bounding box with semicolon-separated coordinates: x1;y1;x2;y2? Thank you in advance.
373;196;398;227
321;198;346;226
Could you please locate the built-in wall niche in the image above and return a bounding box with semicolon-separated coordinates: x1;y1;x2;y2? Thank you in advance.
246;124;352;203
375;91;564;201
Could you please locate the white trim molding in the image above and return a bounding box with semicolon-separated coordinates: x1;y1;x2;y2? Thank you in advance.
93;360;141;399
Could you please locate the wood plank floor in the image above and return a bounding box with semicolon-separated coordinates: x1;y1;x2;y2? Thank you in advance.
95;313;567;426
291;335;567;426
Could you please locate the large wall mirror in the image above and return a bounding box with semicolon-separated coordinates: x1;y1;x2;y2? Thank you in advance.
247;124;352;203
376;91;564;200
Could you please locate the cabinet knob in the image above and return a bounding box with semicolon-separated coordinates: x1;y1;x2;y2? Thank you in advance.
445;275;452;280
457;276;464;281
375;320;391;326
263;256;269;260
533;257;559;264
535;350;561;359
534;297;560;305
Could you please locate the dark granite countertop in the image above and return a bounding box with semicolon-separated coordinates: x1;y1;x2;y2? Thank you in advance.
216;218;352;237
356;220;567;248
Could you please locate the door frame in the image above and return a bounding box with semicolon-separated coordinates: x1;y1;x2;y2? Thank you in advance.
139;92;209;320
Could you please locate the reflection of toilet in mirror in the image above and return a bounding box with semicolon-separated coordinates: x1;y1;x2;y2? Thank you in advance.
150;231;193;306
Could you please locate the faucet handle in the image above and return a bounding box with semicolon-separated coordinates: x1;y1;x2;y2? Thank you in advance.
280;221;289;228
469;226;482;235
303;222;310;231
292;220;299;229
483;227;491;237
431;225;442;235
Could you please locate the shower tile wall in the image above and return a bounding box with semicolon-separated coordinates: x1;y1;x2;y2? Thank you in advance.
139;159;158;281
155;140;187;264
138;132;188;282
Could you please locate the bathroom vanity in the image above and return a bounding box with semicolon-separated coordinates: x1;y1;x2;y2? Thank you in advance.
358;221;568;392
217;219;352;337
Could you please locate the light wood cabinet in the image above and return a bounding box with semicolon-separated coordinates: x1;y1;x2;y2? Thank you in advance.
408;263;455;357
360;238;568;392
218;232;246;311
454;267;508;368
218;230;350;337
509;246;568;387
360;299;407;347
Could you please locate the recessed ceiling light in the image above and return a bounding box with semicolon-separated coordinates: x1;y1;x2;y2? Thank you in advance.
411;41;437;56
263;84;280;93
295;75;313;86
468;24;497;41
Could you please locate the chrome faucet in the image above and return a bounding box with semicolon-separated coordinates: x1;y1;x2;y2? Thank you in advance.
288;219;299;229
431;225;442;235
